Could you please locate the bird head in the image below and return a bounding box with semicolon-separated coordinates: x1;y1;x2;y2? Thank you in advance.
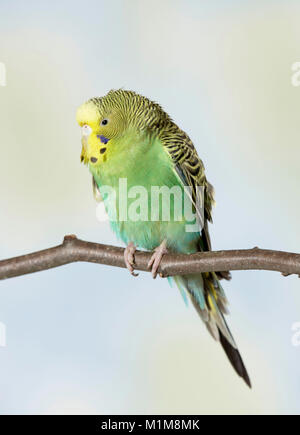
76;90;172;168
76;95;127;166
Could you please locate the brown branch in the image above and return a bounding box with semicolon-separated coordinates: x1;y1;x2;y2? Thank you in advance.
0;235;299;281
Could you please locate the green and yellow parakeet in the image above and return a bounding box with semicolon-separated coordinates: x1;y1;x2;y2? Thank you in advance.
76;89;251;388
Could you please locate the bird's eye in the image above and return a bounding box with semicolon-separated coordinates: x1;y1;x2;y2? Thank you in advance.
101;119;109;126
81;124;92;137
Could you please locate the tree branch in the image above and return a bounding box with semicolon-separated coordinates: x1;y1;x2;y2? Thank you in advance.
0;235;299;281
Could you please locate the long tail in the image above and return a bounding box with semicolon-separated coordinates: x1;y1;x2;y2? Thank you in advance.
172;272;251;388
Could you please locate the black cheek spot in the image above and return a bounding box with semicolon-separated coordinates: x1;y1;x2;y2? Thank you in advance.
90;157;98;163
100;148;106;154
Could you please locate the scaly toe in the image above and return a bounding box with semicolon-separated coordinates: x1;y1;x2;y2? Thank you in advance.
147;252;156;269
124;242;139;277
147;242;168;279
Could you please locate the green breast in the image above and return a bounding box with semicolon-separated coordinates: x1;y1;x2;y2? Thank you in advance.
90;130;200;253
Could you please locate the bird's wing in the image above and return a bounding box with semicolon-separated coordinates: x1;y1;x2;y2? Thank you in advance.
92;176;103;202
161;129;231;280
161;129;214;249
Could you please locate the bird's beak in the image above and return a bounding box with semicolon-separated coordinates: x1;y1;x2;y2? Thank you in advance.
80;137;89;165
80;124;93;164
80;130;108;166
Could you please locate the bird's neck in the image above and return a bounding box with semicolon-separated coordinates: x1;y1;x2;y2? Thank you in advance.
91;128;164;189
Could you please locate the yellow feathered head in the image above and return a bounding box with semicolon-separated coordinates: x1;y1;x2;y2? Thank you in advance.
76;89;171;166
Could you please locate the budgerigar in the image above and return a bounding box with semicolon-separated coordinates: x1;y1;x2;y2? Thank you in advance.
76;89;251;387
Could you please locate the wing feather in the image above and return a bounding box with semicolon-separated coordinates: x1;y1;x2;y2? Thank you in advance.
160;126;230;280
160;128;214;248
92;176;103;202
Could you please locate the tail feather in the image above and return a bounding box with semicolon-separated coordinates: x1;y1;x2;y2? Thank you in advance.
219;328;252;388
171;272;251;388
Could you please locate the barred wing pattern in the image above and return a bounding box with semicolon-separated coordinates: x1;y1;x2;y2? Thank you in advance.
160;128;215;252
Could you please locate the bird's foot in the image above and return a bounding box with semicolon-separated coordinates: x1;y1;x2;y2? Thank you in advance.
147;240;168;279
124;242;138;277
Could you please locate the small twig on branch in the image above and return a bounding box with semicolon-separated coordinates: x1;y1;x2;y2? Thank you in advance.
0;235;299;281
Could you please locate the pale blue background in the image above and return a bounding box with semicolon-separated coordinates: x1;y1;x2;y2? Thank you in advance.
0;0;300;414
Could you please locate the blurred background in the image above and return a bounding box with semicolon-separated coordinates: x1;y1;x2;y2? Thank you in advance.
0;0;300;415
